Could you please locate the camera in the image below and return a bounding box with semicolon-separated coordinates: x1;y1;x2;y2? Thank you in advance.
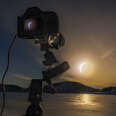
17;7;59;39
17;7;65;50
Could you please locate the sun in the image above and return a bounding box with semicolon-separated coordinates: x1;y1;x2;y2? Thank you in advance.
79;62;88;73
76;61;94;77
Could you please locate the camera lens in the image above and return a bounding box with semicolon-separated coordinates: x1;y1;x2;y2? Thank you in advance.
24;19;37;31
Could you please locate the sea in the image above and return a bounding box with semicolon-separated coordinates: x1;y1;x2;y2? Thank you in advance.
0;93;116;116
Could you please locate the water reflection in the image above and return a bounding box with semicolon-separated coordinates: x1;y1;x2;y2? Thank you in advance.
80;94;95;105
72;94;101;107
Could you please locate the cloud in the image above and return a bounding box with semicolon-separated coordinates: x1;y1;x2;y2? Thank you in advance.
101;48;114;59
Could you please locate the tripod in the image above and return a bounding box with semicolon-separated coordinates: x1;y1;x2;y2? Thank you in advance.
22;51;69;116
23;79;43;116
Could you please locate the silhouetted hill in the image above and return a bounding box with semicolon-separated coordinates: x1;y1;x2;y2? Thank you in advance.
101;87;116;95
0;82;116;95
0;84;26;92
43;81;99;93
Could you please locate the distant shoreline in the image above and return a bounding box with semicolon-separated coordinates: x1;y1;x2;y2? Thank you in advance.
1;92;116;96
0;81;116;95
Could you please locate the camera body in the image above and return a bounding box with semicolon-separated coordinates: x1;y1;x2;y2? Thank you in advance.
17;7;59;39
17;7;65;50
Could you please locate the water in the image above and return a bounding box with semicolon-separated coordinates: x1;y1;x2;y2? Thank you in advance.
0;93;116;116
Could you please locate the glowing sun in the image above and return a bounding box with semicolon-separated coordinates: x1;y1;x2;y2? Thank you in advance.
79;62;87;73
77;61;94;76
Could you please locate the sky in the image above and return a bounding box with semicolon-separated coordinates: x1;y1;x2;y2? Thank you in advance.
0;0;116;88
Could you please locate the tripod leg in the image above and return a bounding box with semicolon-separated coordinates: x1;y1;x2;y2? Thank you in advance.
23;104;43;116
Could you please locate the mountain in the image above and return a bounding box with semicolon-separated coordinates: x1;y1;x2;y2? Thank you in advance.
0;82;116;95
43;81;99;93
0;84;26;92
101;87;116;95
